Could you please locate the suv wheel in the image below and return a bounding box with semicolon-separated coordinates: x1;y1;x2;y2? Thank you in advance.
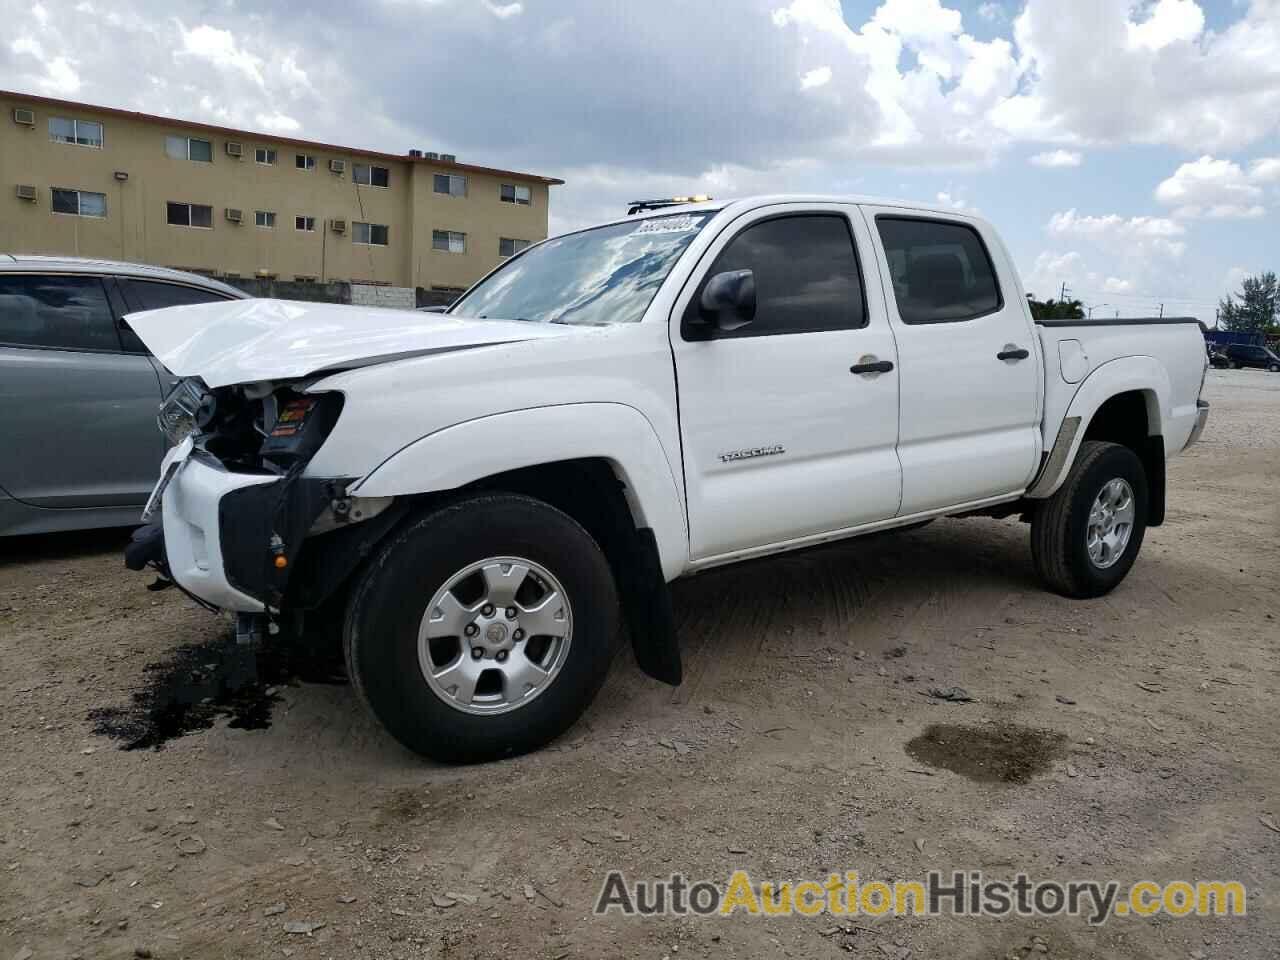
1269;363;1279;373
345;494;620;762
1030;441;1148;599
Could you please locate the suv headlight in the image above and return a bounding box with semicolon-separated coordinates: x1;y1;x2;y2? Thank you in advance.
157;377;208;448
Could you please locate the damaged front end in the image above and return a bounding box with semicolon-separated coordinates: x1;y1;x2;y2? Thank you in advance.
129;376;403;641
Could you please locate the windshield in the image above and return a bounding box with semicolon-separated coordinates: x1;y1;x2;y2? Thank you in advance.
450;211;716;325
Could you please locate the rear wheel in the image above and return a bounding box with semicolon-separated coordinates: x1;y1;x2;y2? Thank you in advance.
345;494;620;762
1030;441;1148;599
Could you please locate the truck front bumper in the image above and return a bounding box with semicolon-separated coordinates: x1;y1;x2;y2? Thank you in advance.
161;455;281;612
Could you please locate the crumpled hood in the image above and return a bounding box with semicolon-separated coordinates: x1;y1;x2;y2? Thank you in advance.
125;298;577;388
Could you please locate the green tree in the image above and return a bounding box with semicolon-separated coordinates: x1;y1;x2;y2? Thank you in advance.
1218;271;1278;334
1026;295;1085;321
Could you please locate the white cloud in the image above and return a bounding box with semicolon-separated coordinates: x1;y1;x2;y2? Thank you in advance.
994;0;1280;152
935;190;978;213
1048;209;1185;240
255;111;301;132
1154;155;1273;219
1029;149;1082;168
1250;157;1280;183
484;1;523;18
176;24;265;88
1103;277;1134;293
1127;0;1204;51
800;65;832;89
977;2;1003;22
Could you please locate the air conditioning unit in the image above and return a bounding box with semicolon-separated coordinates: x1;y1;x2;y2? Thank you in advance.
329;218;347;234
440;153;457;163
226;141;243;158
12;108;35;126
424;151;439;160
225;207;243;223
329;159;346;175
15;184;37;202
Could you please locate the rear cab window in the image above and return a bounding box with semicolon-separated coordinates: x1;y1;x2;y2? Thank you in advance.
875;217;1002;325
0;274;120;352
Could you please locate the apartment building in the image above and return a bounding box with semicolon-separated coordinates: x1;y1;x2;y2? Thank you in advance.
0;90;562;291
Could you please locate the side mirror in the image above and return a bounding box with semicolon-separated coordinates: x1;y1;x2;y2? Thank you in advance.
697;269;756;333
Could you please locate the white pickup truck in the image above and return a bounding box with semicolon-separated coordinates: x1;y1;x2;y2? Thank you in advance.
126;195;1210;762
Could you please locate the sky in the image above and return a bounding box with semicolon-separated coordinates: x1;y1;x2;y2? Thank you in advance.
3;0;1279;322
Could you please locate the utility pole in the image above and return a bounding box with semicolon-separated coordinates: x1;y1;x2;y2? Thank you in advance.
1059;281;1070;303
1158;303;1164;319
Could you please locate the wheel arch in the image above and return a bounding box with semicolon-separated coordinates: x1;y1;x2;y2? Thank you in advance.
350;402;688;579
1028;357;1170;524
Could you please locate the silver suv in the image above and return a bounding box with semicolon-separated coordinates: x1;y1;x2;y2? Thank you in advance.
0;256;247;536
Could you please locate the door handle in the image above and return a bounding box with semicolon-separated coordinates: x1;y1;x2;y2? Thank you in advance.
850;358;894;375
997;346;1030;361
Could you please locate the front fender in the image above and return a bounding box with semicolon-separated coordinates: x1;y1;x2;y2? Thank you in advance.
350;402;689;580
1028;356;1169;499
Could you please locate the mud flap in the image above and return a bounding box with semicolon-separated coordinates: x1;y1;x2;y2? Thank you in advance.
621;528;682;686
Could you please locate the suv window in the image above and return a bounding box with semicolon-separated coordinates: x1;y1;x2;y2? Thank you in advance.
121;279;232;312
876;217;1001;324
0;274;119;351
687;214;866;338
118;279;234;352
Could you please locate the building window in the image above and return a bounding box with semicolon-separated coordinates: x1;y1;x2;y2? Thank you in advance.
500;183;531;205
166;202;213;228
353;221;389;246
165;135;213;162
294;276;318;283
295;215;316;232
433;174;467;197
499;237;530;258
255;147;277;165
255;210;276;228
49;117;104;148
51;188;107;219
296;153;316;170
433;230;466;253
353;163;390;187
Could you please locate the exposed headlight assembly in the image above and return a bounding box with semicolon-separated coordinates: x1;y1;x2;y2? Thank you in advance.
157;377;208;448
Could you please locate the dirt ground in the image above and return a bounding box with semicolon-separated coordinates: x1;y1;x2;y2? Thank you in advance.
2;369;1277;960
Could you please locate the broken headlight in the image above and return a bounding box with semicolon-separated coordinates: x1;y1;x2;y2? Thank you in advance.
157;377;208;448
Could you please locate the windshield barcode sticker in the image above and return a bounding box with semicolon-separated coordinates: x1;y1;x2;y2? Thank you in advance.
632;215;703;235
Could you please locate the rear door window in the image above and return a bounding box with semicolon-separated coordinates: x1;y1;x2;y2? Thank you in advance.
875;217;1002;325
120;279;233;312
0;274;119;351
118;279;235;352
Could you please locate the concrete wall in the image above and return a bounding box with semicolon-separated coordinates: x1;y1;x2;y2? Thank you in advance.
215;276;457;309
0;92;555;291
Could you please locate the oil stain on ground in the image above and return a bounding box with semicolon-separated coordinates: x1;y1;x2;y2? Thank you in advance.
89;631;346;750
905;722;1067;783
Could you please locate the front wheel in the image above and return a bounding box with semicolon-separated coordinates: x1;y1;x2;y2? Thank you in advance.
344;494;620;762
1030;441;1148;599
1269;363;1279;373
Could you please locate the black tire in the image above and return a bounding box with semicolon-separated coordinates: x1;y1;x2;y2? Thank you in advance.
1030;441;1148;599
1269;363;1279;373
1229;360;1239;369
344;493;620;763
